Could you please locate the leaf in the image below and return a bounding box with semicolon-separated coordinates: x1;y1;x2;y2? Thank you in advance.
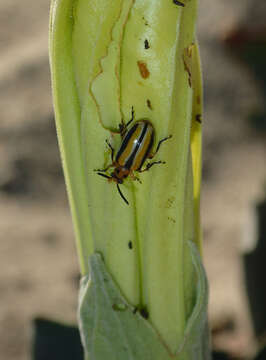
78;253;170;360
78;241;210;360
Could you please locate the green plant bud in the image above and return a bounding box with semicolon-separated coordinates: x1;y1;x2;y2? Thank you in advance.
49;0;209;358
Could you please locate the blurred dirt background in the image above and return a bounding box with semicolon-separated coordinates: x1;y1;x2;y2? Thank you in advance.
0;0;266;359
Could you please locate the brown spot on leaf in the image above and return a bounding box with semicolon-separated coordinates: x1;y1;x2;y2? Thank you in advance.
183;45;195;88
137;61;150;79
146;99;152;110
183;57;192;87
196;95;201;105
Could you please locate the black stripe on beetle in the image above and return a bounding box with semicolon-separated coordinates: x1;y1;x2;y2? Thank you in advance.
115;123;139;162
138;131;154;170
124;122;149;170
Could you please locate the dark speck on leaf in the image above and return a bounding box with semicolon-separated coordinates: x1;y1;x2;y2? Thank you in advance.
196;114;202;123
142;16;149;26
140;307;149;319
144;39;150;49
146;99;152;110
173;0;185;7
132;305;149;319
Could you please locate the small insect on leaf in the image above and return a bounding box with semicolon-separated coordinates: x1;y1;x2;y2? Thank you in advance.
95;110;172;205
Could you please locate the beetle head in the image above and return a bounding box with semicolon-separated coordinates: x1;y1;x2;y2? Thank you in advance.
111;167;129;184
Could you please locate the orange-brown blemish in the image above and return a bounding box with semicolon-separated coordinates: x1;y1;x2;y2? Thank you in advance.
196;95;201;105
183;56;192;87
183;45;195;88
137;61;150;79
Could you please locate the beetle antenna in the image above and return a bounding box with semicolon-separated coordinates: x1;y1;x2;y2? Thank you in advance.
117;184;129;205
97;172;112;180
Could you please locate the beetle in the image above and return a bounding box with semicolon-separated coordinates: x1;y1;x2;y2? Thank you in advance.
96;108;172;205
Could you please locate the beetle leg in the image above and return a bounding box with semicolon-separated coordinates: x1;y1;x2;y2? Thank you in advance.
118;122;125;136
154;135;172;156
105;139;115;162
94;163;113;172
94;139;114;172
130;172;142;183
97;172;112;180
126;106;135;127
117;184;129;205
119;106;135;137
138;160;166;172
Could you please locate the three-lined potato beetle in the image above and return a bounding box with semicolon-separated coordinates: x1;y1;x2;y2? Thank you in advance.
96;108;172;205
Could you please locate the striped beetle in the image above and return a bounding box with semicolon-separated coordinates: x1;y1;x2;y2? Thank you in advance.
96;108;172;205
